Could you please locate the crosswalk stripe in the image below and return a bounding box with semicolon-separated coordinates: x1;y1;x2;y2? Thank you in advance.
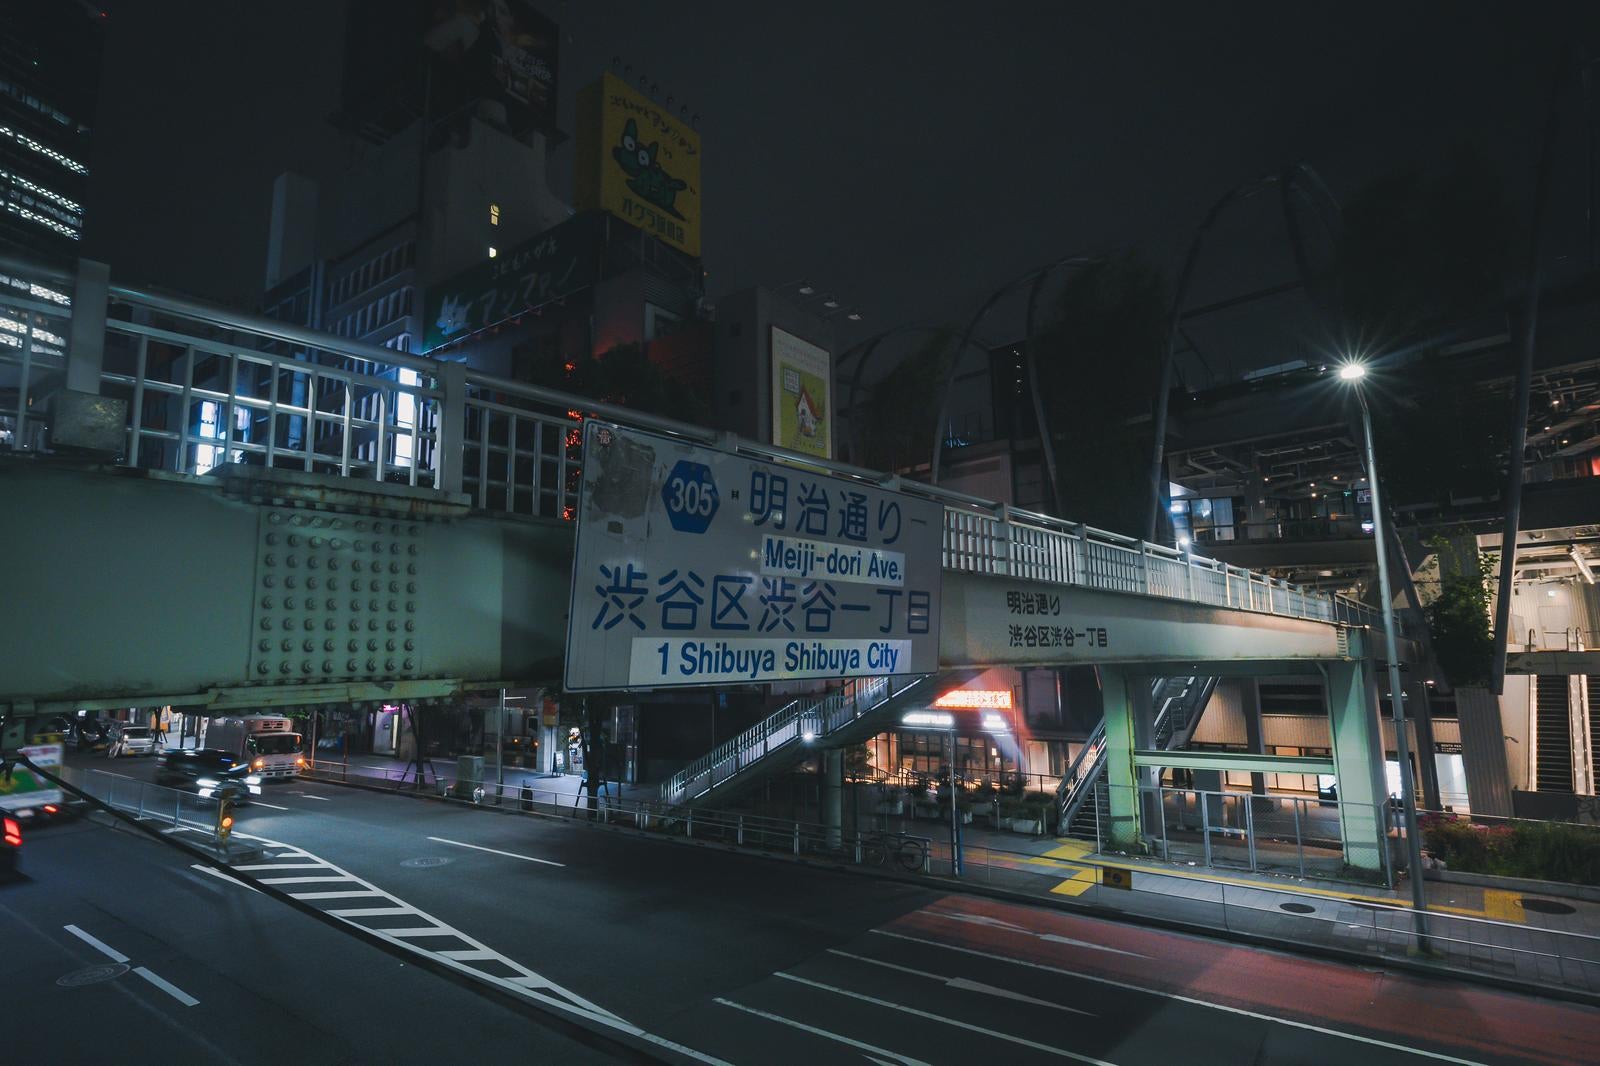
328;906;419;918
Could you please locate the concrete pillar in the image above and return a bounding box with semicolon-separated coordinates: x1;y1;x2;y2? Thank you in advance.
1326;636;1390;874
1240;678;1268;796
542;723;560;773
1407;679;1442;811
1455;685;1513;816
823;748;843;849
1100;668;1143;850
65;259;109;393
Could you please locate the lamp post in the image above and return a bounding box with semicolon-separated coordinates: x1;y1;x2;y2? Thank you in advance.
1339;362;1429;939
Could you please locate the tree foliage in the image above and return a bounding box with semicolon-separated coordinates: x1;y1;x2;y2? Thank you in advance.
1422;536;1497;688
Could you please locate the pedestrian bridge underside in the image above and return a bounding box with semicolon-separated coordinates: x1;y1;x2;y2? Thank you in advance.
0;458;1385;732
1;255;1414;873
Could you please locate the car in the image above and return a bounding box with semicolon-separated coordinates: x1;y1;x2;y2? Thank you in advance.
116;725;156;756
2;815;20;879
155;749;261;803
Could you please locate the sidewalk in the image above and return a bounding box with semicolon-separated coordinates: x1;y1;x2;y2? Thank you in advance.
313;750;657;804
302;750;1600;998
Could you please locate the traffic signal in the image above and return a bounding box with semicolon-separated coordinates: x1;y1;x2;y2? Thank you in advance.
216;794;235;845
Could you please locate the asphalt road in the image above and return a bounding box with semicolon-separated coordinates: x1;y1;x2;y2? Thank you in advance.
5;754;1594;1066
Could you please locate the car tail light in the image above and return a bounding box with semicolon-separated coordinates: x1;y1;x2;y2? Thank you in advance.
3;817;20;847
43;804;58;815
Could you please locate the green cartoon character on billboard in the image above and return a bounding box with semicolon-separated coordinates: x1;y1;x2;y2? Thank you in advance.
613;118;687;219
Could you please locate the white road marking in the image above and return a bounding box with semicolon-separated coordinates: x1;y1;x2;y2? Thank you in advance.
133;965;200;1007
189;824;729;1063
871;930;1492;1066
233;862;326;871
190;864;261;892
257;875;357;885
327;906;419;918
425;836;565;867
289;793;332;801
826;949;1092;1016
64;924;129;963
921;910;1150;959
774;973;1118;1064
712;997;932;1066
247;800;290;811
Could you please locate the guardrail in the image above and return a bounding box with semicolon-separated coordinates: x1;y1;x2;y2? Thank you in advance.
304;758;933;872
303;756;1598;998
64;766;224;831
0;252;1381;631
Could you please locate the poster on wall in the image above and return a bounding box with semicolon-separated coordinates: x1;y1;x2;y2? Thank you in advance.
771;327;832;460
573;71;702;257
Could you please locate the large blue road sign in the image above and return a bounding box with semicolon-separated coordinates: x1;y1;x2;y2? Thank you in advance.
566;421;944;691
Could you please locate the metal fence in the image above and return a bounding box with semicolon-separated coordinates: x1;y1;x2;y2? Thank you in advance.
65;766;224;832
304;758;932;872
303;756;1599;997
0;252;1382;631
948;838;1600;996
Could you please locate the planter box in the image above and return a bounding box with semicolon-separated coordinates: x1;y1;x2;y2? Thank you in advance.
873;799;905;816
1007;817;1042;835
1422;866;1600;903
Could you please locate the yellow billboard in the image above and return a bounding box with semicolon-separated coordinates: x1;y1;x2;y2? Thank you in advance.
771;327;833;459
574;72;702;257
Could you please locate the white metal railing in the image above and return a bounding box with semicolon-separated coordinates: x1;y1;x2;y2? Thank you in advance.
1;253;1382;631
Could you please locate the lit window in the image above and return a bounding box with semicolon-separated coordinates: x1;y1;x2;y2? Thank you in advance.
488;247;497;259
489;203;500;226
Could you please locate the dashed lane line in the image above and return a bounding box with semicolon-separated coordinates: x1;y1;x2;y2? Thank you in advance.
870;929;1492;1066
64;923;129;963
133;965;200;1007
824;948;1094;1016
426;836;566;867
63;925;199;1007
712;997;933;1066
773;972;1119;1064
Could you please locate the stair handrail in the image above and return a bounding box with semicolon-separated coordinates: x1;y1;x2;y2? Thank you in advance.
659;674;927;804
1055;718;1107;809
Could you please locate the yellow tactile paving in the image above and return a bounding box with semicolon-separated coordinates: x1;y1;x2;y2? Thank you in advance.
1029;839;1535;924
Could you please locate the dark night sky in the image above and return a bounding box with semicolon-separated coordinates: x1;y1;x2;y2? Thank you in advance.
84;1;1600;372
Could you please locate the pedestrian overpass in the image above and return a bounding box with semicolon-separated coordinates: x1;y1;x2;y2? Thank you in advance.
0;255;1419;872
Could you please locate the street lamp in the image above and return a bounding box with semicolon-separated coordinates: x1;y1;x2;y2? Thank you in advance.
1339;360;1430;939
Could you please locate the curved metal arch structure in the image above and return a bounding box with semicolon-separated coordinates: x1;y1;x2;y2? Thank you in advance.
1143;162;1344;542
927;253;1098;489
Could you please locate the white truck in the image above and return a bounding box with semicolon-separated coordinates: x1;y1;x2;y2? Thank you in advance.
0;742;63;820
205;715;306;780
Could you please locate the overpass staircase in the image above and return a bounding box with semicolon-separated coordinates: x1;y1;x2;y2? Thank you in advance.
1057;675;1219;840
656;671;978;809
